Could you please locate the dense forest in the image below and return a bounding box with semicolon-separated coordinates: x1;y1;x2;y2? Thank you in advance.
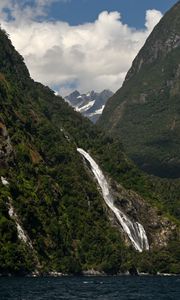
0;21;179;276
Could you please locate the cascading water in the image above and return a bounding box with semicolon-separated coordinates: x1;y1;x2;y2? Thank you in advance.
7;197;34;249
7;197;41;272
77;148;149;252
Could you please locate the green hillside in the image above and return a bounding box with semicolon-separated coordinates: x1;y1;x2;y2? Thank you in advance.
99;1;180;178
0;26;179;276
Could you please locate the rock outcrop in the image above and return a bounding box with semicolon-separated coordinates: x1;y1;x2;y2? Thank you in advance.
99;1;180;178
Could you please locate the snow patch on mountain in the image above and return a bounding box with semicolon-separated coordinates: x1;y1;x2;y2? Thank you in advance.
89;105;105;117
76;100;95;113
65;90;113;123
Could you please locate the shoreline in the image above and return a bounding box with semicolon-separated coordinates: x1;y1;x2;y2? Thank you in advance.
0;271;179;278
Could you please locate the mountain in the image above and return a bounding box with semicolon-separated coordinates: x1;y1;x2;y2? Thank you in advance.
0;26;179;276
99;1;180;178
65;89;113;123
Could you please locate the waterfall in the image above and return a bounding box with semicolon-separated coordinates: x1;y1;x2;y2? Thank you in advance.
7;197;41;272
77;148;149;252
8;197;34;249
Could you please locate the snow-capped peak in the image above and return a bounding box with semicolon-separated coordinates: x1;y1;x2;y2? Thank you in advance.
65;89;113;123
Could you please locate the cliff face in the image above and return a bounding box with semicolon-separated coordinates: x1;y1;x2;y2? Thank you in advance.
0;27;179;275
99;1;180;178
0;28;128;275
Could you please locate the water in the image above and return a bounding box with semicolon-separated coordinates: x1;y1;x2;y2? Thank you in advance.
8;200;29;245
0;276;179;299
77;148;149;252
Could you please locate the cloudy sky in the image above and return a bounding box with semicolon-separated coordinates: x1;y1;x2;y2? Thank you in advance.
0;0;177;96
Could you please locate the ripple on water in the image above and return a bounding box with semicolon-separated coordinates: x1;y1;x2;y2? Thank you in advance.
0;276;180;300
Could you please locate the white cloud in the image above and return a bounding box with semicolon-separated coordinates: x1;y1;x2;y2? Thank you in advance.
0;0;64;21
145;9;163;32
0;2;163;96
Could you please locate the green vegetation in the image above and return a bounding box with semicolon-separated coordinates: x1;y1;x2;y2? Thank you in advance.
99;1;180;179
0;27;133;275
0;23;179;276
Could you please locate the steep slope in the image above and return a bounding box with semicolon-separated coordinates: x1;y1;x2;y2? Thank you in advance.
65;90;113;123
99;1;180;178
0;28;128;275
0;27;179;275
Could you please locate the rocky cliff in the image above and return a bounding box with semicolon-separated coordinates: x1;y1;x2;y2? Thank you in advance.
0;26;179;275
99;1;180;178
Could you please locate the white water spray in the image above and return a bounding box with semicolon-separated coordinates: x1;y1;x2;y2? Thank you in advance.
7;197;41;272
77;148;149;252
8;198;34;249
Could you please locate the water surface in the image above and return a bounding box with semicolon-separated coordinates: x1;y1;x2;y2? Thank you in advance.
0;276;180;299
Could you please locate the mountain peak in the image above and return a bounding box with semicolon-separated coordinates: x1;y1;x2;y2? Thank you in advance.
0;8;179;276
0;27;30;85
65;89;113;123
124;1;180;84
99;1;180;178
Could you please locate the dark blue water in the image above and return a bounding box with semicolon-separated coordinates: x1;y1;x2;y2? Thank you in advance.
0;276;180;299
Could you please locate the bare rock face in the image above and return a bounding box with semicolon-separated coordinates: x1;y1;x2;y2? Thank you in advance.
107;179;177;250
0;120;13;165
82;152;178;251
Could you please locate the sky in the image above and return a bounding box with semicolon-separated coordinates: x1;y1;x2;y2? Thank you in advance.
0;0;178;96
